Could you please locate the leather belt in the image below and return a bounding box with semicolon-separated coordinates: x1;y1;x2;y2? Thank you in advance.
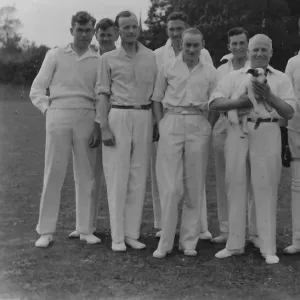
165;106;203;115
247;117;279;129
111;103;152;110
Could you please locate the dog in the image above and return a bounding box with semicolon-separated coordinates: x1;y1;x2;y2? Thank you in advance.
227;68;272;138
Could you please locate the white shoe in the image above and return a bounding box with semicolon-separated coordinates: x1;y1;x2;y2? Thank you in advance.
69;230;80;238
153;249;172;259
262;254;279;264
35;234;53;248
283;245;300;255
215;248;244;259
112;242;127;252
80;234;101;244
211;234;228;244
124;237;146;249
249;235;260;249
155;230;162;238
179;246;197;257
199;231;212;240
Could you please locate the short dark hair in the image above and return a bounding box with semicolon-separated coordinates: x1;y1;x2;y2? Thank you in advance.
182;27;203;41
95;18;115;32
227;27;249;43
71;11;96;28
115;11;137;28
167;12;188;24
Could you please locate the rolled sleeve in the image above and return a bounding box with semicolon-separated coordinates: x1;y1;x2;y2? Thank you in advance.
29;49;57;113
151;67;167;102
208;75;233;110
97;54;111;96
278;74;296;111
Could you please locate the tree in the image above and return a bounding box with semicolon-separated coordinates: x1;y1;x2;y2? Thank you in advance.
145;0;297;69
0;5;22;52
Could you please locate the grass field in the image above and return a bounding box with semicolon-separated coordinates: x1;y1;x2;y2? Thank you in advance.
0;84;300;300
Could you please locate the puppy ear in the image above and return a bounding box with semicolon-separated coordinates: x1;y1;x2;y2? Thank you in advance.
247;69;256;76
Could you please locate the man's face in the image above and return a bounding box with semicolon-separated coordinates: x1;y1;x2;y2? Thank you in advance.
95;27;118;48
182;33;203;61
118;15;139;44
249;36;273;69
228;33;248;59
70;21;94;49
167;20;186;43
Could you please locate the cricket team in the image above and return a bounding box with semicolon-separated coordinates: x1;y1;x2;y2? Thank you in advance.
29;9;300;265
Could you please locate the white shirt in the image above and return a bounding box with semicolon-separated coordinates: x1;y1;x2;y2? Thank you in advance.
154;39;214;70
285;51;300;132
30;44;101;113
152;53;217;110
213;55;250;134
209;65;296;120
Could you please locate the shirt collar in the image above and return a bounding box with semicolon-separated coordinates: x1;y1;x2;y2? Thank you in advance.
242;64;274;74
117;41;145;57
64;43;99;59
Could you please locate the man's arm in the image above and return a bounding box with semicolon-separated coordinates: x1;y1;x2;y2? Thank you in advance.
151;67;168;126
208;74;253;112
95;54;115;147
207;68;220;127
252;75;295;120
29;49;56;114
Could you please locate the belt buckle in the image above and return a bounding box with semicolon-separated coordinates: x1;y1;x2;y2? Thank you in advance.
133;105;142;110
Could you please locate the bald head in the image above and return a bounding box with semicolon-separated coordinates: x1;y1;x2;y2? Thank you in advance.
248;34;272;50
248;34;273;69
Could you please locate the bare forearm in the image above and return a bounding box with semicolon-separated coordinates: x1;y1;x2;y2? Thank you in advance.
209;97;253;112
269;93;294;120
153;101;163;124
96;94;110;128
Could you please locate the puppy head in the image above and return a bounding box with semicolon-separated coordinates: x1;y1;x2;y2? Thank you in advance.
247;68;267;84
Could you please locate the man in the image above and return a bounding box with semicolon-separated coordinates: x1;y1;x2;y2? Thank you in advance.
209;34;295;264
283;51;300;254
152;28;218;258
211;27;257;245
152;11;213;240
68;17;118;239
30;11;102;247
95;18;118;55
96;11;156;252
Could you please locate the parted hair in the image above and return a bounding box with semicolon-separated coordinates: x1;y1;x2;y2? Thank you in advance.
114;11;137;28
167;12;188;24
71;11;96;28
182;27;203;41
227;27;249;43
95;18;115;32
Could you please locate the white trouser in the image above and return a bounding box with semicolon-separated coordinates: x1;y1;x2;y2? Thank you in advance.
36;108;97;235
102;108;152;243
156;113;211;253
288;130;300;247
225;122;281;255
151;141;209;232
91;146;105;232
213;129;257;236
151;142;161;229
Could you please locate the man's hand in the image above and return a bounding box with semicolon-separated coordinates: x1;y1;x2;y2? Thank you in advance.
101;125;116;147
152;123;160;142
252;81;271;101
89;122;102;148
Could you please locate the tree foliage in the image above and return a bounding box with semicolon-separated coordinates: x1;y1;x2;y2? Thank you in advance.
0;5;49;85
145;0;300;70
0;5;22;52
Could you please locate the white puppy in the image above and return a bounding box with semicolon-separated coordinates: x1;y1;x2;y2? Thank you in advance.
227;68;272;138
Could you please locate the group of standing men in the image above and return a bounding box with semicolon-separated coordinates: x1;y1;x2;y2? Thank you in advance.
30;9;300;265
